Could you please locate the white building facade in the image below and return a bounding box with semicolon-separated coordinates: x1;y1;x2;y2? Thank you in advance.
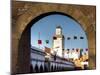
30;46;75;73
52;26;65;57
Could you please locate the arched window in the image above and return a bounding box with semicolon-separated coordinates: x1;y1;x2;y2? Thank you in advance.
40;64;43;72
35;64;39;73
51;65;54;72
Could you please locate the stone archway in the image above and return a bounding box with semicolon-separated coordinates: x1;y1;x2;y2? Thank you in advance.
12;1;96;74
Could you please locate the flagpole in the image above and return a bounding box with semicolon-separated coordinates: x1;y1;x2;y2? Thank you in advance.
39;32;40;49
66;36;71;60
69;36;71;55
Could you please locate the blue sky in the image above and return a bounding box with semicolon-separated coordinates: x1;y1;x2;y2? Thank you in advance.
31;14;88;51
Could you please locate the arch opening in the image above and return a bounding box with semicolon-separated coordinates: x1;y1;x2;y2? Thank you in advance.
17;11;89;74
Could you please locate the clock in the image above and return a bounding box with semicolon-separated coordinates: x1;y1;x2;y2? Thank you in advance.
56;28;61;35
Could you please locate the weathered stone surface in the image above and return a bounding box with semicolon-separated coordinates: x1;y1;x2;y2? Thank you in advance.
11;1;96;74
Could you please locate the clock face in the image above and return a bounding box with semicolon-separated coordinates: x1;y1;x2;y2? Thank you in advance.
56;29;61;35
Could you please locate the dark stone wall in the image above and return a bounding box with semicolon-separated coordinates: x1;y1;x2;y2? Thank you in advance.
16;27;30;74
11;1;96;74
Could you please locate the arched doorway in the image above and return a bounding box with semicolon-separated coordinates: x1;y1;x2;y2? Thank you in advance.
12;2;96;74
16;11;88;74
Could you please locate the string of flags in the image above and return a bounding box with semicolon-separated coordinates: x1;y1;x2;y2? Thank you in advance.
38;32;85;45
38;32;50;45
53;36;84;40
38;37;85;45
46;40;49;44
38;39;49;45
67;36;84;40
66;48;88;51
38;40;42;44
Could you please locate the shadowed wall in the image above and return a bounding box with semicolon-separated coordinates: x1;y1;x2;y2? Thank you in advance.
11;1;96;74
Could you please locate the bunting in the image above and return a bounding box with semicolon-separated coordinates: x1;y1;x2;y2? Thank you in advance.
72;48;74;50
53;36;57;40
80;36;84;39
38;40;42;44
38;32;42;45
67;49;70;51
66;36;84;40
86;48;88;51
67;49;70;54
46;40;49;44
76;48;79;52
74;36;77;39
80;49;83;52
67;37;71;40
